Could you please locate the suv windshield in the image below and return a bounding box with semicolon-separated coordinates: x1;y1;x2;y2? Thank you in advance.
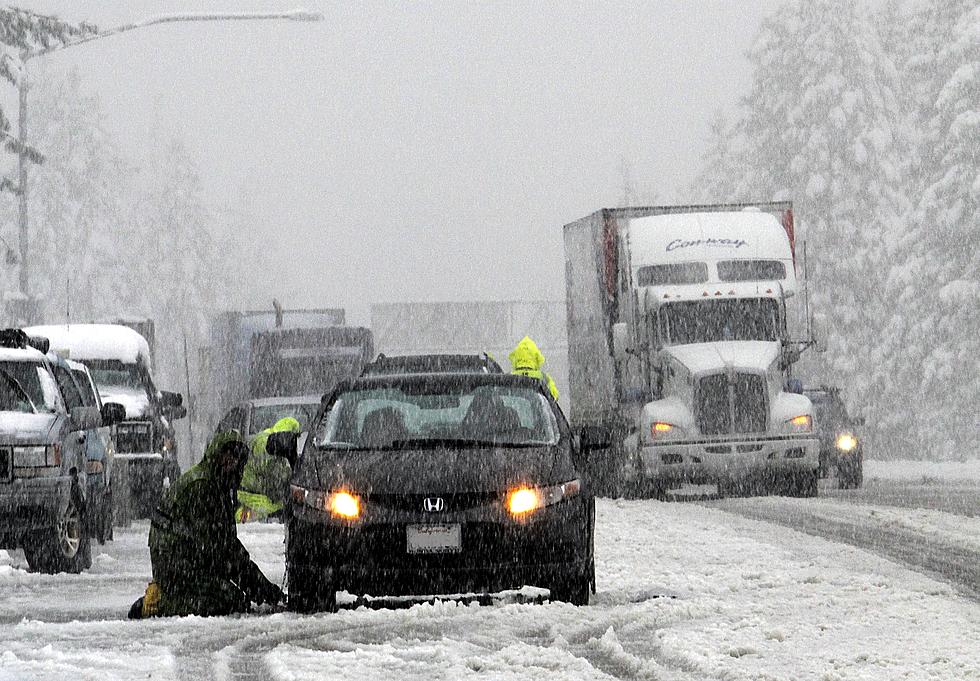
0;360;59;413
317;383;559;449
660;298;780;345
86;360;149;393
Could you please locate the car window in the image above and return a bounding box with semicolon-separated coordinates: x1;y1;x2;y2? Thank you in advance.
0;360;59;413
52;364;86;411
317;383;559;449
70;369;100;408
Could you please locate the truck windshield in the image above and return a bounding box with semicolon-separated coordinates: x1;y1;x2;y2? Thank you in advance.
317;384;559;450
660;299;780;345
86;361;147;392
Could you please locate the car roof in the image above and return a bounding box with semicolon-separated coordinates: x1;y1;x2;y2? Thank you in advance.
360;353;503;377
247;395;322;408
348;371;546;393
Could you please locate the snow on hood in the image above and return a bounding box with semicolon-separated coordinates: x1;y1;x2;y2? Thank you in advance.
99;386;151;419
0;412;58;441
666;340;779;376
24;324;151;367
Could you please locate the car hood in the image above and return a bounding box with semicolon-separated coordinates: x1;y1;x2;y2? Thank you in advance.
99;386;151;419
666;340;779;376
0;412;62;444
310;445;565;495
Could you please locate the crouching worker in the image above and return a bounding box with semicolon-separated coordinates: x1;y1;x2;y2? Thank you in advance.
128;431;285;618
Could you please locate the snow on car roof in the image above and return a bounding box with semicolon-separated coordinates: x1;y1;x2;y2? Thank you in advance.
24;324;152;366
0;346;47;362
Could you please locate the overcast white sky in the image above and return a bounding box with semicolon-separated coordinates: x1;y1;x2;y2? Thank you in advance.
18;1;782;321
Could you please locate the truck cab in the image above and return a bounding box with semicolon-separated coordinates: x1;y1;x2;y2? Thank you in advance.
564;203;821;497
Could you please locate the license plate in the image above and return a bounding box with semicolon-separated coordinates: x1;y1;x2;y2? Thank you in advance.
406;524;462;554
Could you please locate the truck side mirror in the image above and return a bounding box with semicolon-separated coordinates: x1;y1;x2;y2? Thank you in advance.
811;313;827;353
160;390;183;407
101;402;126;427
267;431;299;468
612;322;630;362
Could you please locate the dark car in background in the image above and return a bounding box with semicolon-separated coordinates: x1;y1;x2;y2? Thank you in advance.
0;330;124;573
215;395;321;438
277;372;601;612
804;386;865;488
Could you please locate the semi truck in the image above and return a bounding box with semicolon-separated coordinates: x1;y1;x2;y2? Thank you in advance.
563;202;823;497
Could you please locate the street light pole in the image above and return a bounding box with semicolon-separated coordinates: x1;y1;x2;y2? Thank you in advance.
13;9;323;321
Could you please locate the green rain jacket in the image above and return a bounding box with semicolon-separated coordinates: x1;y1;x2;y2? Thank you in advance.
148;431;280;616
508;336;560;401
236;417;301;522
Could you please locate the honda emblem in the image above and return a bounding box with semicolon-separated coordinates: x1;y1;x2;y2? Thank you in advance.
422;497;445;512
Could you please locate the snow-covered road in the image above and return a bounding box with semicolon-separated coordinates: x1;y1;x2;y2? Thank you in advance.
3;490;980;680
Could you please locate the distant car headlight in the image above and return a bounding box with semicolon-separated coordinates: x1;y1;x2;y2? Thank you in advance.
506;479;581;517
784;415;813;433
290;485;362;520
835;433;858;452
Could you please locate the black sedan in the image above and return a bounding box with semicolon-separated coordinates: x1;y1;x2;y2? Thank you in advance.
271;372;603;612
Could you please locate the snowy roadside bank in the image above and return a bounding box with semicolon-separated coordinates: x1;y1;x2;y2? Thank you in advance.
2;500;979;680
865;459;980;482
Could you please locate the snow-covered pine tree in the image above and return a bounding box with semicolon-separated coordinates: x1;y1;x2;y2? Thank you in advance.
0;7;96;192
692;0;915;456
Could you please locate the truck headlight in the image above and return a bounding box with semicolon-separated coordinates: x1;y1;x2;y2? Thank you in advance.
650;422;685;440
835;433;858;451
506;479;581;517
783;415;812;433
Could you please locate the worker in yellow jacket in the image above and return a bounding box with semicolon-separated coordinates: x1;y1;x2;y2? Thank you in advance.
508;336;559;401
236;417;301;522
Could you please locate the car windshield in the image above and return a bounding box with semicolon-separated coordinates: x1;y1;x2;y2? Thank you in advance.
317;383;560;449
660;298;780;345
250;402;319;435
0;360;59;413
808;393;848;430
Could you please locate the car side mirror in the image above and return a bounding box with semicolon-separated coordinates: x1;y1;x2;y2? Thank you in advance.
267;431;299;468
850;416;865;427
101;402;126;427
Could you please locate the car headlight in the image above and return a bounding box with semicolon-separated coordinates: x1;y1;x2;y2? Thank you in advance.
784;415;812;433
290;485;361;520
505;479;581;517
835;433;858;452
649;421;685;441
13;445;60;467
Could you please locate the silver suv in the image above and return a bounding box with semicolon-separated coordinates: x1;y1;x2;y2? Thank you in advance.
0;330;125;573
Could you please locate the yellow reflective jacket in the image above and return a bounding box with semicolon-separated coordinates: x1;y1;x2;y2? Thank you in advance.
508;336;559;401
236;417;301;522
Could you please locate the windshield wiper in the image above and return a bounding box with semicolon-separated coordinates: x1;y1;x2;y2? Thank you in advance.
0;369;38;413
382;438;548;450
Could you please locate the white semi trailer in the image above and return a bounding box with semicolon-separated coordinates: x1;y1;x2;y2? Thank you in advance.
564;202;823;497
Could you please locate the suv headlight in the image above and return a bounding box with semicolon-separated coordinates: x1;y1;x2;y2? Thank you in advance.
505;479;581;517
13;445;60;467
783;415;812;433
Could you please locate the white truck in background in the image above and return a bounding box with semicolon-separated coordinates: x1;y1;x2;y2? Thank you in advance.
564;202;823;497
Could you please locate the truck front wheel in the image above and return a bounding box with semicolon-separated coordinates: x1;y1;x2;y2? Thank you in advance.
24;488;92;574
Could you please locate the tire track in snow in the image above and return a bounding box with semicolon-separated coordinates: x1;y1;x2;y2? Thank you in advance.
708;498;980;599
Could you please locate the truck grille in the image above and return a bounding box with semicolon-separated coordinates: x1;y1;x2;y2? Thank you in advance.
695;373;768;436
115;421;154;454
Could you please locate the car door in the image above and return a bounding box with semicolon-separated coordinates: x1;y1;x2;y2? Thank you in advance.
70;363;113;494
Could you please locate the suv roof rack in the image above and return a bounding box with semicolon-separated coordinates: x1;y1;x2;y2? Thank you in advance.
0;328;49;354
